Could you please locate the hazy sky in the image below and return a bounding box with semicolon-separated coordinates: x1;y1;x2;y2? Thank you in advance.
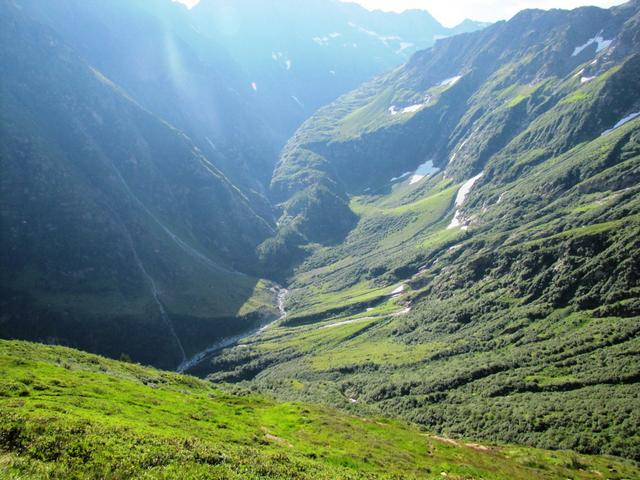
174;0;627;27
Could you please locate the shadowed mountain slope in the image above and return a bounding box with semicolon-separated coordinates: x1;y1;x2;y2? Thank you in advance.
0;0;278;369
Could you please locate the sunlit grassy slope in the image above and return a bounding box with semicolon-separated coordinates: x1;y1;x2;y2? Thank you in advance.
280;174;462;323
1;340;639;480
206;119;640;461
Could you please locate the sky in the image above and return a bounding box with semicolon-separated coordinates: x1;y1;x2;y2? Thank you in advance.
174;0;627;27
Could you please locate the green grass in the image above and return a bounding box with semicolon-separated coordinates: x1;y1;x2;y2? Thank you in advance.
285;179;460;319
338;86;398;139
424;225;464;244
210;118;640;463
513;215;640;249
502;83;541;108
309;332;444;370
3;341;638;479
285;282;393;320
559;89;590;105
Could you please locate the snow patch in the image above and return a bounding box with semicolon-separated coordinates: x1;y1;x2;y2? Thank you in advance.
397;42;414;54
454;172;484;207
312;33;341;46
271;51;292;70
601;111;640;136
389;95;432;116
574;68;596;84
448;172;484;229
440;75;463;87
390;284;405;295
409;175;423;185
348;21;403;48
403;104;423;113
572;32;613;57
409;160;440;185
390;172;412;182
449;136;471;164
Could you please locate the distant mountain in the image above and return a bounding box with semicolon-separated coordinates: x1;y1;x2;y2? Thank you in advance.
11;0;280;203
192;0;485;137
13;0;485;197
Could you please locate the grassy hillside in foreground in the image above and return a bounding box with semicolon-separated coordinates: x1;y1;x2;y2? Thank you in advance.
1;341;639;479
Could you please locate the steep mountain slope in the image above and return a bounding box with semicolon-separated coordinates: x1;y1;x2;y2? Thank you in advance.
0;0;487;369
12;0;280;204
193;0;487;139
267;1;640;268
2;340;639;479
203;1;640;460
0;0;278;370
15;0;485;198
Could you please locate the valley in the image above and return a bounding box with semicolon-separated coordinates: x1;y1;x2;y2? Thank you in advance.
177;287;288;373
196;0;640;462
1;0;639;477
0;0;484;370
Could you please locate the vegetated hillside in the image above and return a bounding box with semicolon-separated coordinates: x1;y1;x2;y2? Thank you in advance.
12;0;280;204
202;1;640;461
0;0;486;369
14;0;485;199
1;340;639;480
265;0;640;273
0;0;279;370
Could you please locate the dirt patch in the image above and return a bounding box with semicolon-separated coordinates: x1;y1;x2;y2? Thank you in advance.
321;317;375;329
465;442;492;452
261;427;293;448
265;433;293;447
431;435;459;446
